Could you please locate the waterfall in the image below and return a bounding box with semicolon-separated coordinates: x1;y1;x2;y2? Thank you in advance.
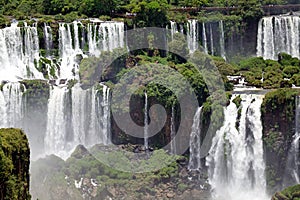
144;92;149;150
0;22;43;81
206;94;267;200
100;83;111;145
284;96;300;186
170;106;176;154
87;22;124;56
43;23;53;57
202;22;208;54
0;82;24;128
45;86;68;157
219;21;226;60
170;21;177;40
257;15;300;60
188;107;202;171
187;19;198;53
58;22;84;79
44;84;112;159
209;24;214;56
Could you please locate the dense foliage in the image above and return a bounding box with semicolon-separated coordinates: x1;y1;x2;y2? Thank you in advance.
0;128;30;200
0;0;297;26
31;144;191;199
261;88;300;191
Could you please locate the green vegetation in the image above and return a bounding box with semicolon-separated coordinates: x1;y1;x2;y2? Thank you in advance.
31;145;189;199
232;54;300;89
0;0;296;27
272;184;300;200
261;88;300;191
0;128;30;200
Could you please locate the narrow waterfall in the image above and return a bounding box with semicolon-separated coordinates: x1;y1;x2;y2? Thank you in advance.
0;22;43;81
170;21;177;40
100;84;111;145
170;106;176;154
206;94;267;200
257;15;300;60
284;96;300;186
209;24;214;56
45;86;68;157
187;19;198;53
188;107;202;171
202;22;208;54
144;92;149;150
0;83;24;128
44;84;112;159
43;23;53;57
219;20;226;60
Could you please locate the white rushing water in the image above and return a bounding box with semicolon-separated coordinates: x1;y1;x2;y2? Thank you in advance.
44;23;53;57
257;15;300;60
219;20;226;60
170;106;176;154
187;19;198;53
0;22;43;81
44;84;112;159
206;94;268;200
284;95;300;185
188;107;202;171
202;22;208;54
144;92;149;150
0;82;24;128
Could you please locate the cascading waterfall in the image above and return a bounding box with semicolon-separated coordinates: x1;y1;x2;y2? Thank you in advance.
188;107;202;171
0;22;43;81
257;15;300;60
187;19;198;53
284;96;300;186
170;106;176;154
206;94;268;200
219;20;226;60
144;92;149;150
44;84;112;159
0;82;24;128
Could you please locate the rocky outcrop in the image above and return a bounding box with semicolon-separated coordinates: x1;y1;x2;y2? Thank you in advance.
261;89;300;192
271;184;300;200
0;128;30;200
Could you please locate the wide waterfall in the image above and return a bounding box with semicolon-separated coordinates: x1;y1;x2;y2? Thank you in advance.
0;20;125;159
206;94;268;200
284;96;300;186
188;107;202;171
0;20;125;81
44;84;112;159
257;15;300;60
0;22;43;81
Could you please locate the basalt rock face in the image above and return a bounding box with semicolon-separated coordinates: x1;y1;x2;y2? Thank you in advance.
0;128;30;200
261;89;300;193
